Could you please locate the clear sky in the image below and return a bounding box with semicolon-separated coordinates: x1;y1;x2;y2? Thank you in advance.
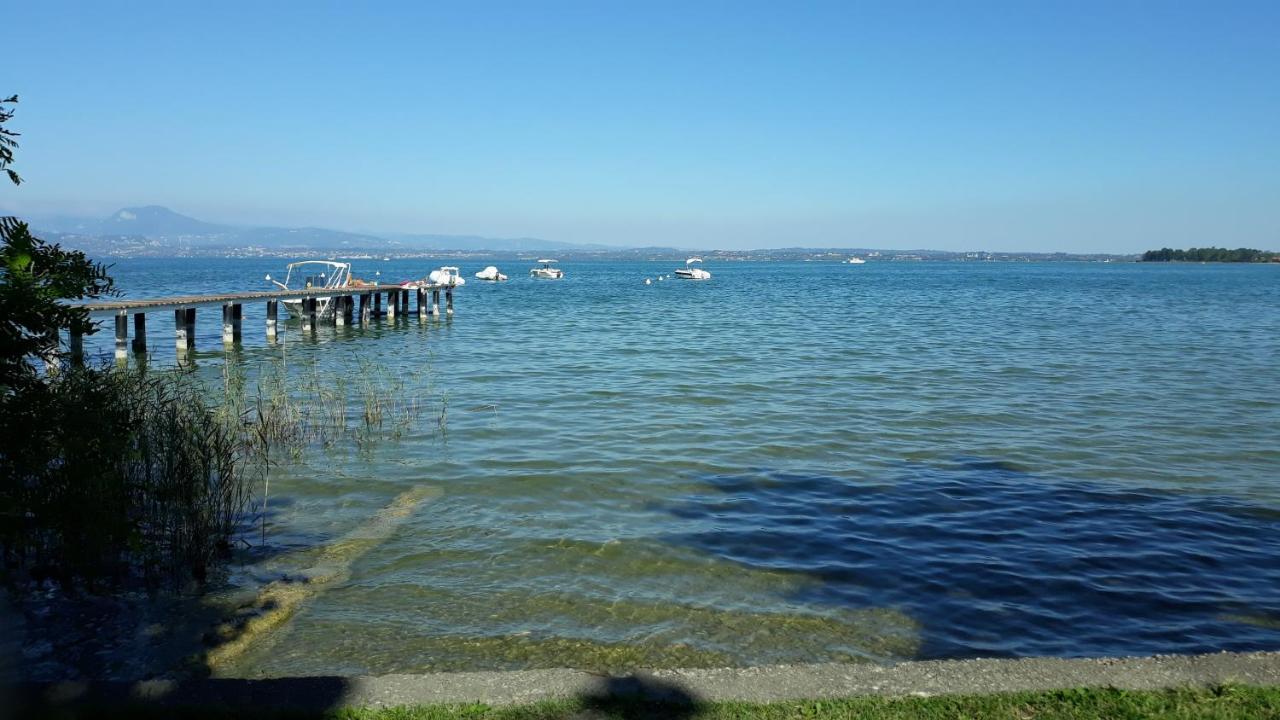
4;1;1278;252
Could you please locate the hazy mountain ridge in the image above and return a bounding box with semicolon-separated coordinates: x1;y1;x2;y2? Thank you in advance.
5;205;579;256
3;206;1138;262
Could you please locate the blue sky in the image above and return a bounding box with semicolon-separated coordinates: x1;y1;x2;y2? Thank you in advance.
4;1;1278;251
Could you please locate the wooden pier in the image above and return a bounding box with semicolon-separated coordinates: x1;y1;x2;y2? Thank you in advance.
71;283;459;363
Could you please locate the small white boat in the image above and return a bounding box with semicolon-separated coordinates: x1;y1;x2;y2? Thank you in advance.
428;266;466;286
674;257;711;280
530;259;564;279
846;256;866;264
475;265;508;281
267;260;352;319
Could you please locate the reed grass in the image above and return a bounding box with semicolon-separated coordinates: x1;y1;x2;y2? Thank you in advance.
0;367;255;590
0;349;445;592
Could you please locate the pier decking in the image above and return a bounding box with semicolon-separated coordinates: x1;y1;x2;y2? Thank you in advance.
71;283;459;362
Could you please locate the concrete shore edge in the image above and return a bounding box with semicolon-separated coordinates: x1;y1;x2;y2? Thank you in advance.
17;650;1280;711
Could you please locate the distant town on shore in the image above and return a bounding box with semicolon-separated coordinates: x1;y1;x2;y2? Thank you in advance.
5;205;1276;264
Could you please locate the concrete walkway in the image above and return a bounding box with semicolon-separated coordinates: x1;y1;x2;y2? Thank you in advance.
18;651;1280;712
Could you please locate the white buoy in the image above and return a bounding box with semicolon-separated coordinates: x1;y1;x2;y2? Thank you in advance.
644;278;652;285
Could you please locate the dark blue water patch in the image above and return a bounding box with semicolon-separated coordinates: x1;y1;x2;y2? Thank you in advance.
662;459;1280;660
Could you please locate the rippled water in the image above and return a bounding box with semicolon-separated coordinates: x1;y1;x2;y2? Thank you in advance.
88;259;1280;675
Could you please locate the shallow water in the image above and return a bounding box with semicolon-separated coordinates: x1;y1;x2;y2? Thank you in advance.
84;259;1280;675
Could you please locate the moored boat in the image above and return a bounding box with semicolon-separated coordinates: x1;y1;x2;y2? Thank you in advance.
674;257;711;280
266;260;352;319
475;266;508;281
530;259;564;279
428;266;466;286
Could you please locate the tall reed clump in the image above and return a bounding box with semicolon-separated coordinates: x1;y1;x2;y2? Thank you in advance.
0;367;257;591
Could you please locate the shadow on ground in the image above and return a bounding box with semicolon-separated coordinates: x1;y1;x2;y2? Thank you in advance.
12;673;698;719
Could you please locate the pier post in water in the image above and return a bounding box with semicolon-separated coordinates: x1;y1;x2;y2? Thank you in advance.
400;289;410;315
386;291;397;320
302;298;317;332
416;288;427;320
359;293;371;325
175;308;195;361
431;289;440;317
266;300;278;341
132;313;147;356
446;288;454;316
373;291;383;318
68;327;84;365
114;311;128;362
338;295;354;326
222;303;243;344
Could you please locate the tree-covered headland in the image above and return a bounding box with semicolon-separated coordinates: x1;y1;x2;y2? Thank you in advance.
1141;247;1278;262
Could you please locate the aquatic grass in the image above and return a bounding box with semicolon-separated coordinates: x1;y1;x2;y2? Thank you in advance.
212;352;446;547
0;346;447;591
0;367;258;590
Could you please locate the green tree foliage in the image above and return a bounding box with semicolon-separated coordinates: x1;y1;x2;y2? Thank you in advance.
1141;247;1277;262
0;220;115;391
0;95;20;185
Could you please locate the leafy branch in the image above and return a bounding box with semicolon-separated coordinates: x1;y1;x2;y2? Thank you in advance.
1;95;20;186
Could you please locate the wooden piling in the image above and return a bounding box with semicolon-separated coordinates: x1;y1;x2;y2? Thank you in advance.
175;308;195;358
446;288;454;316
373;291;383;318
266;300;278;341
303;298;317;331
132;313;147;355
69;328;84;365
359;293;371;325
337;295;354;326
431;289;440;317
386;291;397;320
115;312;128;361
400;289;410;314
222;303;243;344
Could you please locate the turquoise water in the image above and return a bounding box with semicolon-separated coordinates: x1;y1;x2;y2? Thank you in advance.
90;259;1280;675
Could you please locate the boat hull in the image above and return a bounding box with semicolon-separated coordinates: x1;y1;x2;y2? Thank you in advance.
674;269;711;280
284;297;337;320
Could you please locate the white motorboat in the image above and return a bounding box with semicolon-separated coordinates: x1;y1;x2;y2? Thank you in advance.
846;256;866;264
475;265;508;281
267;260;352;319
674;257;711;280
530;259;564;279
427;266;466;286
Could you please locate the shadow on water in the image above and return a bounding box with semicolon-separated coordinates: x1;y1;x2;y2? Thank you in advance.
661;458;1280;660
7;505;319;686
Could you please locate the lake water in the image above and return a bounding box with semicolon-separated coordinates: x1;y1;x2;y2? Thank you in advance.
82;259;1280;676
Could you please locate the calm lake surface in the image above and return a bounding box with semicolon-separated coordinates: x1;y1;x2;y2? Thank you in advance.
88;259;1280;675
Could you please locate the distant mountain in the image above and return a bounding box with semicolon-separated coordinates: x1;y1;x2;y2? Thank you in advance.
100;206;229;237
2;205;591;256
